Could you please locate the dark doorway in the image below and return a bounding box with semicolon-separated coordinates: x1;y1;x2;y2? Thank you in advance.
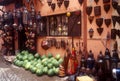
18;28;27;52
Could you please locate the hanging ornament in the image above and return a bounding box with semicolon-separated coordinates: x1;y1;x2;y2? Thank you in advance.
51;3;56;11
88;16;94;24
64;0;69;9
96;18;103;27
57;0;63;8
104;19;111;27
103;0;110;3
117;5;120;15
78;0;84;5
86;6;92;16
66;12;71;17
97;27;103;35
112;0;118;9
94;0;99;4
104;4;110;13
112;16;117;27
117;16;120;25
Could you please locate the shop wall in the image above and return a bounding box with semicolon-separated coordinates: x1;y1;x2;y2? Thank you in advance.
112;1;120;56
87;0;112;58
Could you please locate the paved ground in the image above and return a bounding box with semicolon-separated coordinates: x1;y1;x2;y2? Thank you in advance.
0;55;67;81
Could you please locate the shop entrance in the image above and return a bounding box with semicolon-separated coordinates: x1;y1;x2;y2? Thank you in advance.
18;28;27;52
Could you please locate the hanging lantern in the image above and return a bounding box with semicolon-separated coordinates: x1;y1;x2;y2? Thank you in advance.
66;12;71;17
89;28;94;38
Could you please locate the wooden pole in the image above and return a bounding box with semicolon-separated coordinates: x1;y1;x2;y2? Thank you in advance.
83;0;87;58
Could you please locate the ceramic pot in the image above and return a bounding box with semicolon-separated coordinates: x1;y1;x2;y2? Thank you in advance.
86;6;92;16
104;19;111;27
96;18;103;27
104;4;110;13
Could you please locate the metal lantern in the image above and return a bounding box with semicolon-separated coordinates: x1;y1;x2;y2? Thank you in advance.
89;28;94;38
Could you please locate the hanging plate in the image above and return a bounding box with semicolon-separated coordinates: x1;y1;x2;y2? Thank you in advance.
104;19;111;27
86;6;92;16
104;4;110;13
96;18;103;27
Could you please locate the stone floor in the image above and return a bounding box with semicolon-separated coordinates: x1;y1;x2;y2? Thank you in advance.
0;55;67;81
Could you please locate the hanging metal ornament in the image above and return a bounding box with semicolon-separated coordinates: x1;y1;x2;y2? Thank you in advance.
57;0;63;8
112;0;118;9
51;3;56;11
104;19;111;27
86;6;92;16
104;4;110;13
117;5;120;15
97;27;103;35
88;16;94;24
112;16;117;27
47;0;52;6
103;0;110;3
94;0;99;4
117;16;120;25
78;0;84;5
31;6;36;18
64;0;69;9
94;6;101;16
96;18;103;27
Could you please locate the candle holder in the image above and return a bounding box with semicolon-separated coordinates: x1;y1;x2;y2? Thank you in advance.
64;0;69;9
